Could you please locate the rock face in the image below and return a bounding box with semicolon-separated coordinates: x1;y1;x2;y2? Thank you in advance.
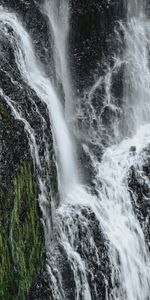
0;163;44;300
0;0;127;299
0;96;30;188
0;0;51;68
0;1;55;298
128;146;150;251
70;0;127;93
1;0;150;299
70;0;127;158
27;208;112;300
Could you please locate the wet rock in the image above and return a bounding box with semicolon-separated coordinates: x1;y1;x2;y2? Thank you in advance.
27;206;112;300
0;3;56;298
70;0;127;149
0;164;44;300
0;0;52;73
130;145;136;152
70;0;127;93
26;271;53;300
0;95;30;188
0;1;139;299
128;146;150;250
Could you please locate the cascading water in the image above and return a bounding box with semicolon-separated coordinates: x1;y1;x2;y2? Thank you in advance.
43;0;73;119
122;0;150;135
0;1;150;300
0;7;79;195
128;0;144;18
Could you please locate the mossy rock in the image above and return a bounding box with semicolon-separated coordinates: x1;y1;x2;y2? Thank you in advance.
0;163;44;300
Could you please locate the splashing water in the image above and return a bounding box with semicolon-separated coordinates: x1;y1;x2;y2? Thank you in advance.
94;124;150;300
43;0;73;119
0;7;79;199
121;3;150;135
0;1;150;300
128;0;145;18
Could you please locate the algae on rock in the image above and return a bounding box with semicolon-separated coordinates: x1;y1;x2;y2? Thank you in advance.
0;163;44;300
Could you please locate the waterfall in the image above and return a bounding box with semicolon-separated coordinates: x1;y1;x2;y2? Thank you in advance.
122;0;150;136
128;0;145;17
43;0;73;119
94;126;150;300
0;7;79;199
0;1;150;300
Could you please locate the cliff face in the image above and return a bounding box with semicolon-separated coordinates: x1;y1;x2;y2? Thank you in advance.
0;63;45;299
1;0;150;299
70;0;127;93
128;146;150;252
0;1;126;298
70;0;127;183
0;1;54;299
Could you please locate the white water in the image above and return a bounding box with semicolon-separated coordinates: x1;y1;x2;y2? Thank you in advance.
43;0;73;119
94;125;150;300
128;0;145;18
122;2;150;135
45;122;150;299
0;7;79;198
0;1;150;300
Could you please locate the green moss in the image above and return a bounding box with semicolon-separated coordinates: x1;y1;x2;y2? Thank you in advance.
0;163;44;300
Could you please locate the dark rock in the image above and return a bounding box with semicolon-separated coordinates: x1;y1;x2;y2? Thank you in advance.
28;206;112;300
0;2;57;298
128;146;150;250
69;0;127;151
27;271;53;300
130;146;136;153
0;95;30;188
70;0;127;93
0;0;52;73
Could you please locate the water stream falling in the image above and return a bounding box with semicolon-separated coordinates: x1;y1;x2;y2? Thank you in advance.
0;7;79;195
43;0;73;119
128;0;144;18
122;0;150;135
0;0;150;299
